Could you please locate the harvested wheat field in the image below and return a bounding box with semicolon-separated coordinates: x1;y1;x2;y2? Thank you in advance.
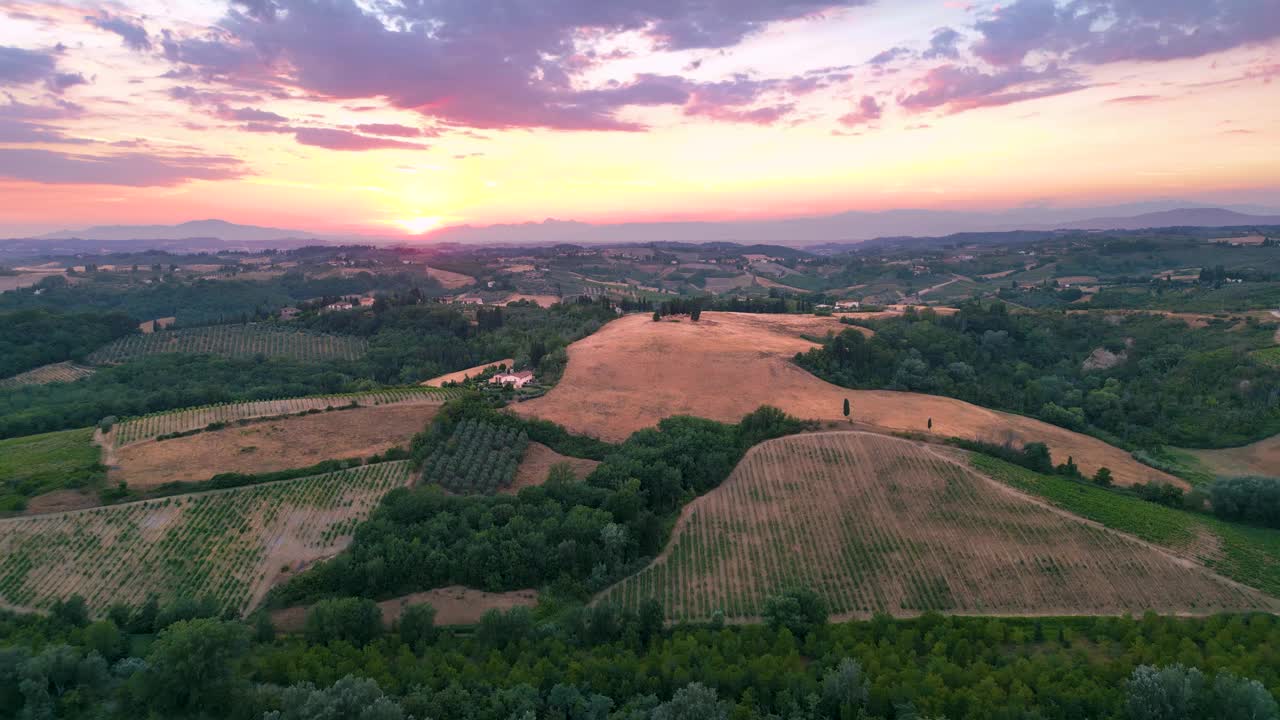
514;312;1175;487
271;586;539;632
1187;435;1280;479
422;359;514;387
0;462;413;616
0;362;95;389
510;442;601;493
424;265;475;289
596;432;1274;622
113;404;439;488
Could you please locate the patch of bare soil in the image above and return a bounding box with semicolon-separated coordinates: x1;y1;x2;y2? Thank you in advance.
270;586;538;632
425;265;476;289
1187;435;1280;479
113;404;439;488
500;294;560;307
514;312;1177;488
422;359;514;387
23;490;98;516
510;442;600;493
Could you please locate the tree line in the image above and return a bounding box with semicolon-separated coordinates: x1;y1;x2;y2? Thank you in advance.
798;301;1280;448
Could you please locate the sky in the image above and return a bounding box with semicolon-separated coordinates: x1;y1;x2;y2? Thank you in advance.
0;0;1277;238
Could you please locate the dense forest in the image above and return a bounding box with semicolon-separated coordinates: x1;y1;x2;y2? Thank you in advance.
0;310;136;378
2;599;1278;719
0;271;437;325
0;297;619;439
797;302;1280;448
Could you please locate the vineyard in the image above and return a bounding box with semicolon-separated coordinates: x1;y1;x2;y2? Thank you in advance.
421;419;529;494
0;362;96;389
0;461;413;616
86;324;368;365
109;387;462;448
596;432;1275;622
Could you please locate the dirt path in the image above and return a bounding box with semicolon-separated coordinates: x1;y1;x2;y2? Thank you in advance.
422;359;513;387
270;586;538;632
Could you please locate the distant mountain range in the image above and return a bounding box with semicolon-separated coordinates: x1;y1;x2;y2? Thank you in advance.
37;219;331;243
1051;208;1280;231
23;201;1280;249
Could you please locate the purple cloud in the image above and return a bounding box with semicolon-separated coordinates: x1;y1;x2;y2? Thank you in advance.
869;47;913;65
923;27;963;59
900;63;1087;113
86;13;152;52
0;45;58;86
292;128;428;151
155;0;870;131
356;123;430;137
839;95;882;126
215;105;288;122
973;0;1280;67
0;45;89;94
0;148;245;186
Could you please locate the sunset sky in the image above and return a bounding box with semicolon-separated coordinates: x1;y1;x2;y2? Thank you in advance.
0;0;1277;237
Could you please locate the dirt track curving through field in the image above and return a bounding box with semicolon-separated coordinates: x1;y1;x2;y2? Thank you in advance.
513;312;1177;488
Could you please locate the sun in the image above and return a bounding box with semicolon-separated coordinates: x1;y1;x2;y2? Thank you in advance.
396;216;442;234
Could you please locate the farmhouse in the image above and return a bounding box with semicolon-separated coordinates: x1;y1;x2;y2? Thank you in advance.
490;370;535;388
279;307;300;320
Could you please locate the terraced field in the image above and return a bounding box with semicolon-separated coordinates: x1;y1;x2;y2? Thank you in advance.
596;432;1274;622
87;324;367;364
0;362;96;389
108;387;462;448
0;462;414;616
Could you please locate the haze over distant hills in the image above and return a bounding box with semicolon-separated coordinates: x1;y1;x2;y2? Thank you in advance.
36;219;332;243
23;200;1280;249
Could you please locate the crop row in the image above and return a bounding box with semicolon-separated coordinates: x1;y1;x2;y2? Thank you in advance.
597;433;1268;621
111;386;462;447
421;419;529;494
0;362;96;389
86;324;368;365
0;461;413;616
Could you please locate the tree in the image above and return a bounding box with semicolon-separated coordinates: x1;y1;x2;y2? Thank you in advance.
927;417;933;431
1210;671;1280;720
843;398;850;421
139;619;250;715
265;675;410;720
763;587;828;637
1125;664;1205;720
653;683;728;720
1093;467;1114;487
304;597;383;647
653;311;661;322
83;620;126;661
397;603;438;649
821;658;869;718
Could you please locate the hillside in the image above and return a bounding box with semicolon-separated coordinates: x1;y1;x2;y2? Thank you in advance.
596;432;1273;621
514;312;1177;487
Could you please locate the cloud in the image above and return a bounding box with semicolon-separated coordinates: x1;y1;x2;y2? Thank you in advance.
356;123;430;137
869;47;913;65
155;0;871;131
292;128;428;151
0;44;89;94
900;63;1087;113
0;148;245;186
973;0;1280;67
923;27;963;59
838;95;882;126
0;45;58;86
214;105;288;122
1106;94;1161;103
86;13;152;51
